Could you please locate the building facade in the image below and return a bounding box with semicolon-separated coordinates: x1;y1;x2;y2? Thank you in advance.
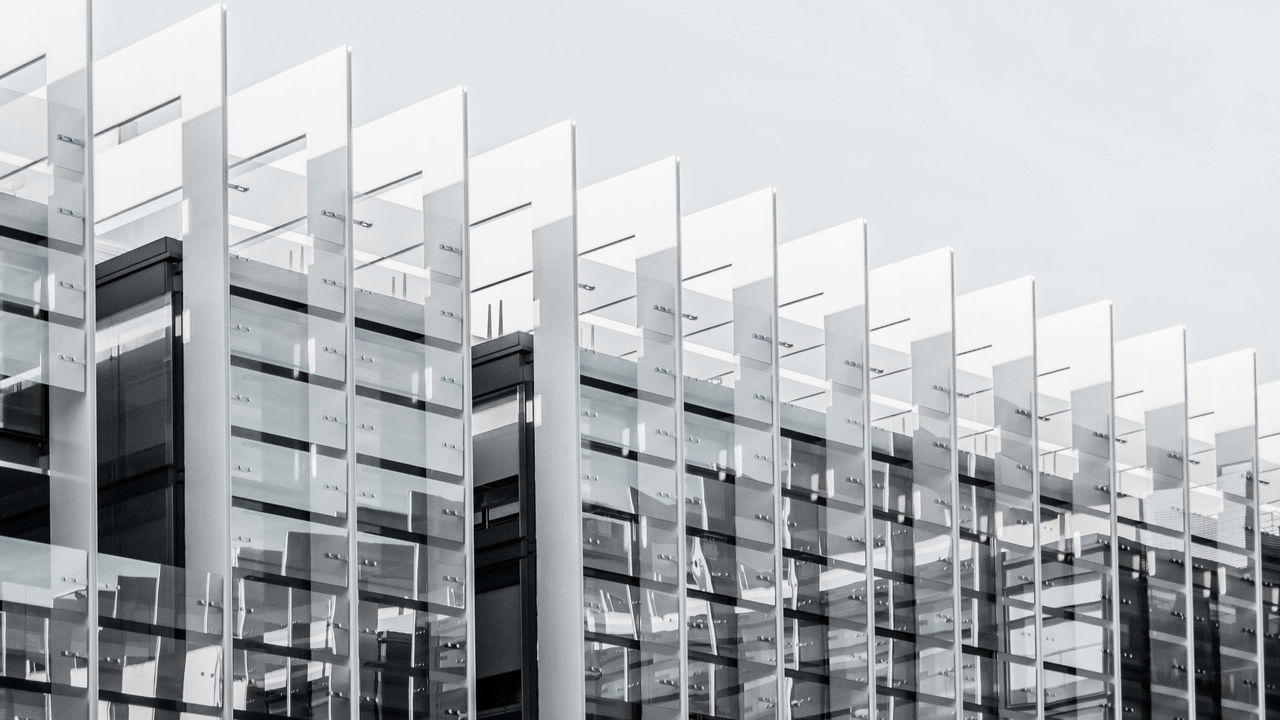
0;3;1277;720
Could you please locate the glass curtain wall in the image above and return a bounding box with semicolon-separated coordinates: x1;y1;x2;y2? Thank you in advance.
1113;327;1192;720
867;249;959;720
350;88;472;719
1187;351;1262;720
467;122;578;718
680;190;781;719
1258;381;1280;713
224;48;353;719
575;158;683;718
0;2;95;718
90;9;228;716
775;222;872;719
1035;304;1118;720
954;278;1040;719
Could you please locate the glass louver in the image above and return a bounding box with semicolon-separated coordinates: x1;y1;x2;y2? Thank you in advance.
0;4;1273;719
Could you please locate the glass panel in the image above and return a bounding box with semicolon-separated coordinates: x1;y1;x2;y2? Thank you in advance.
225;48;353;719
357;599;467;718
0;3;93;718
867;249;959;719
776;222;871;718
88;10;230;715
576;159;682;718
1037;304;1119;718
955;278;1039;718
350;89;471;719
1187;351;1262;718
96;295;174;486
0;537;90;718
91;7;224;263
682;189;780;719
1259;381;1280;712
469;121;579;717
97;554;223;716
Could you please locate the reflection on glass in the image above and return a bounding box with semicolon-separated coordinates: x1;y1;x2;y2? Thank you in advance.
1188;351;1261;718
682;189;780;719
577;159;683;718
1258;381;1280;712
0;537;91;717
1038;305;1118;719
96;280;184;566
96;553;223;716
868;249;959;719
225;48;353;719
351;89;471;719
955;278;1039;719
1;3;93;718
469;120;580;717
777;222;871;719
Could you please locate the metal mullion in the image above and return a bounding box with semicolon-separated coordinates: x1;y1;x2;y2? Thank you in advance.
459;90;476;720
672;162;689;720
767;192;786;718
947;259;963;720
1181;333;1197;720
215;18;234;718
79;2;99;716
1105;315;1122;720
337;48;359;720
859;222;876;720
1252;368;1267;720
1030;284;1047;720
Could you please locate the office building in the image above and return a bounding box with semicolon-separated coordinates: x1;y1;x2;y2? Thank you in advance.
0;4;1277;720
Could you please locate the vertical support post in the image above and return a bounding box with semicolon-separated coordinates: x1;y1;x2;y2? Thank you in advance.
1107;312;1122;720
1253;374;1266;720
946;259;962;720
455;92;475;720
530;124;581;719
768;194;785;720
1109;319;1122;720
857;223;876;720
45;1;96;717
672;165;688;720
342;48;359;720
1031;285;1047;720
174;12;233;717
1257;381;1280;717
1182;337;1197;720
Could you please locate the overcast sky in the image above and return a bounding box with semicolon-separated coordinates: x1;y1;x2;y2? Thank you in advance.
95;1;1280;381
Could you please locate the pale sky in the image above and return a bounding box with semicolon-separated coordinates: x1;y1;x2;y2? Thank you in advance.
95;0;1280;380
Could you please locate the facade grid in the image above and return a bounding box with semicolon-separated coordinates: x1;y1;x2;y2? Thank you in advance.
0;4;1277;720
